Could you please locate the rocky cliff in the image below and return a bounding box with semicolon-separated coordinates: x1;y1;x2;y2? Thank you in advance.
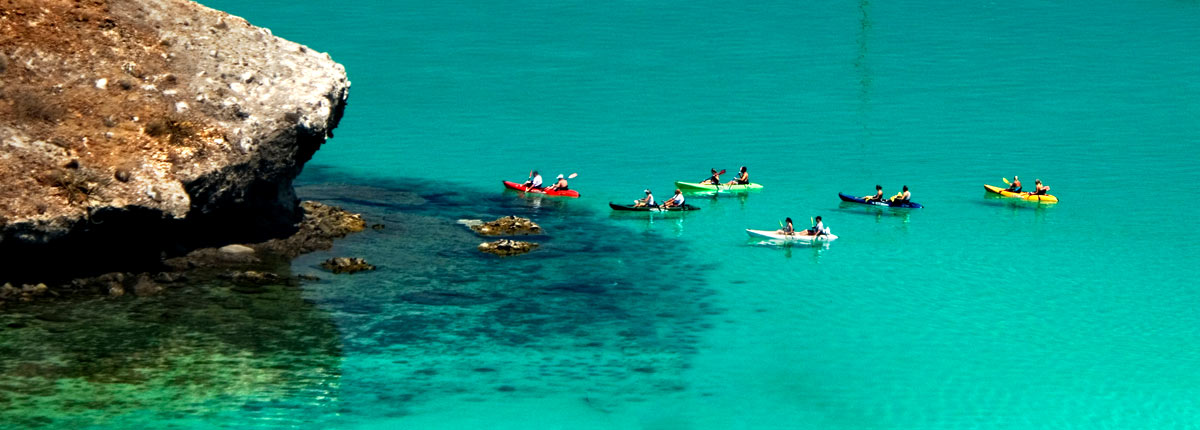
0;0;350;282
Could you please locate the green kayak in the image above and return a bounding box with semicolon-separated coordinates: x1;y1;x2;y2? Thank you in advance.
674;181;763;193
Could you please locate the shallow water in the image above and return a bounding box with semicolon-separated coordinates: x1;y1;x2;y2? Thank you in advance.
3;0;1199;428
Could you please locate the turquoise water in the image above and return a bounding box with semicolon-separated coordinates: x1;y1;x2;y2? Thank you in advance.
3;0;1200;428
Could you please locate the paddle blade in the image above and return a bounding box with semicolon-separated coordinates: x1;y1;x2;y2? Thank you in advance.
1002;177;1010;185
718;169;727;175
568;173;578;179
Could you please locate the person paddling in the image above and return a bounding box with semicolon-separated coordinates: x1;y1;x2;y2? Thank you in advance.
725;166;749;185
1005;176;1022;193
1030;179;1050;195
891;185;911;204
661;189;685;208
545;174;569;191
800;216;828;236
523;171;543;190
634;189;655;207
777;217;795;235
863;185;884;202
700;168;722;185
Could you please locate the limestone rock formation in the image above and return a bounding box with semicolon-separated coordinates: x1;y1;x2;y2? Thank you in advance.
470;216;542;236
320;257;375;274
478;239;538;257
0;0;350;282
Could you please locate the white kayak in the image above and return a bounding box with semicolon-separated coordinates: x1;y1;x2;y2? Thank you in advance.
745;229;838;243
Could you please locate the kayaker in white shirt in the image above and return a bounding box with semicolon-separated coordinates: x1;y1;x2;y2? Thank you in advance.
890;185;911;204
634;189;655;207
523;171;543;190
662;189;685;208
801;216;828;236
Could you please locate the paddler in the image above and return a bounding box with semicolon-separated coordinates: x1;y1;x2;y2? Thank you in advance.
800;216;828;236
724;166;749;185
777;217;796;235
700;168;721;185
890;185;911;204
661;189;686;208
634;189;655;207
1030;179;1050;195
545;174;569;191
863;185;884;202
1005;176;1022;193
522;171;543;190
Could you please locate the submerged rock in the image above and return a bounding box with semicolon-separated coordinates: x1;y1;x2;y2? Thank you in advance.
478;239;538;257
320;257;376;274
470;216;542;236
255;201;366;258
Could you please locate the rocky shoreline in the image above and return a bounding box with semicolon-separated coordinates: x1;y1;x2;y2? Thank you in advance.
0;0;350;285
0;201;366;307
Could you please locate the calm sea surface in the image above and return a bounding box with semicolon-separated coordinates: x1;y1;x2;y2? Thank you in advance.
2;0;1199;428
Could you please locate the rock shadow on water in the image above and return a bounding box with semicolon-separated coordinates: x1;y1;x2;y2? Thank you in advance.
0;269;344;428
291;175;720;416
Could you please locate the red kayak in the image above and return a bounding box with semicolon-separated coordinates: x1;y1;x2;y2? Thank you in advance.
502;180;580;198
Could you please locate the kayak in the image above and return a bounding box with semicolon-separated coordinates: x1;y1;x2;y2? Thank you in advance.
674;181;763;193
608;202;700;212
838;192;923;208
502;180;580;198
745;229;838;243
984;184;1057;203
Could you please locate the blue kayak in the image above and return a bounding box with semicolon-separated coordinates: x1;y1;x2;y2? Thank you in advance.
838;192;923;208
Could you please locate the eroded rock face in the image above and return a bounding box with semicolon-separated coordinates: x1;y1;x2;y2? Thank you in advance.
478;239;538;257
470;216;542;236
0;0;350;282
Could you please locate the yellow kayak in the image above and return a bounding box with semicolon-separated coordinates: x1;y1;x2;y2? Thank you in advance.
984;184;1058;203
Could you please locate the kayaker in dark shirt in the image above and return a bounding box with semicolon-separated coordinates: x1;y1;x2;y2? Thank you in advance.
863;185;884;202
891;186;911;204
777;217;795;235
1030;179;1049;195
700;168;721;185
1006;176;1022;193
545;174;568;191
725;166;749;185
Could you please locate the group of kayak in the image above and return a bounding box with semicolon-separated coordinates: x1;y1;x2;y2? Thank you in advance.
610;166;756;211
501;169;1057;245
